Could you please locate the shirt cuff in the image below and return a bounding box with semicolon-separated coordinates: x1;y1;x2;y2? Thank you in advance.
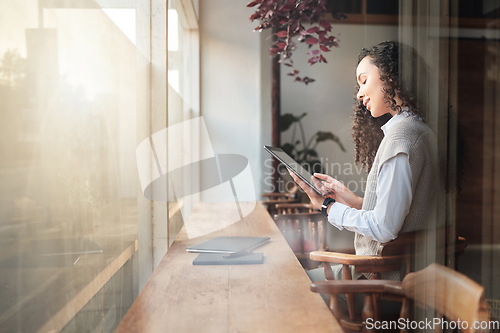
327;201;349;230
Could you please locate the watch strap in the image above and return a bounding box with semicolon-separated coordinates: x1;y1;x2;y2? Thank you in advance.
321;198;336;217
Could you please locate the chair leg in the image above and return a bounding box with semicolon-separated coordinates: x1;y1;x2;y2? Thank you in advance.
370;274;380;320
399;297;410;333
362;294;376;333
323;262;334;280
342;264;356;321
329;293;345;322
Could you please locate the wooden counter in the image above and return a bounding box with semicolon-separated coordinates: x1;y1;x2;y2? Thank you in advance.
116;202;342;332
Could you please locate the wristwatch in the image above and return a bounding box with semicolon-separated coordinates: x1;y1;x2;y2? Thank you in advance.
321;197;336;217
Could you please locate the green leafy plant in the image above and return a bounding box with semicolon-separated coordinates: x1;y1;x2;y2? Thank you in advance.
281;112;345;173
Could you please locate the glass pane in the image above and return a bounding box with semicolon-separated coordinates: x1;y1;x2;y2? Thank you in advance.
451;0;497;18
0;1;140;331
450;11;500;317
366;0;399;15
167;0;199;245
399;0;500;321
329;0;363;14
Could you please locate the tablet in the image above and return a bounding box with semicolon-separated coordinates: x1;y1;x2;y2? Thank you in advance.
186;236;270;254
264;145;322;195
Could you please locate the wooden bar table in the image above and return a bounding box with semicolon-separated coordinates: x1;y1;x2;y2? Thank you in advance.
116;202;342;332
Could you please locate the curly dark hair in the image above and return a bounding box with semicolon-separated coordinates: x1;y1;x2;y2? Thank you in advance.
352;41;425;172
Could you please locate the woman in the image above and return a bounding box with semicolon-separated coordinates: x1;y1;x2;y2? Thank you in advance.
289;41;437;282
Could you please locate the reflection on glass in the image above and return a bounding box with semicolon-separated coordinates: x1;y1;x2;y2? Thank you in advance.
166;1;199;244
0;1;139;331
168;9;179;51
168;69;180;94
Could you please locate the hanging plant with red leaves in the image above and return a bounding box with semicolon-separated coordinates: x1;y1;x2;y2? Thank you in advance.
248;0;346;84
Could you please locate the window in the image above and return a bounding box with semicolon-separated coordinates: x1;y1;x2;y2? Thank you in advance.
166;0;200;250
327;0;399;25
0;0;199;331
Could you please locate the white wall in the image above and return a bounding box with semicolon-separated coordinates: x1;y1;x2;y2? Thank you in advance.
199;0;270;201
199;1;398;199
281;24;398;196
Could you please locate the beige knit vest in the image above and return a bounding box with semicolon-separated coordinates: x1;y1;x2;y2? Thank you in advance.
355;115;437;280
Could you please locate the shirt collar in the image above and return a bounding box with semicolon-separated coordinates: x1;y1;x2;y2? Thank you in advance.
381;108;410;136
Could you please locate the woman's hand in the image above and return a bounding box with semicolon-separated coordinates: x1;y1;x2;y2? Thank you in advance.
287;170;325;211
312;173;363;209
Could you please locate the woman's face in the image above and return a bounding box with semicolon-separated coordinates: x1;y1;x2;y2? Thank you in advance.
356;56;397;118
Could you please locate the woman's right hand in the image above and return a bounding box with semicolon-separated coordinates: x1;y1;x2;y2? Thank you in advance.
312;173;363;209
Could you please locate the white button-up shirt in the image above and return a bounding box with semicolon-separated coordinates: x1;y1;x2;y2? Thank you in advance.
327;111;414;243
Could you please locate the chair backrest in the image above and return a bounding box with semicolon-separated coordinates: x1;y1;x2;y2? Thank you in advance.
376;227;468;275
273;212;327;253
273;212;328;269
261;185;298;201
261;186;300;216
402;263;489;332
377;230;422;256
275;202;316;215
310;263;489;333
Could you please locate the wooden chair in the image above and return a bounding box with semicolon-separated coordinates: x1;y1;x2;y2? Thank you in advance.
275;202;317;215
261;185;299;217
309;228;467;331
272;203;327;269
311;263;490;333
